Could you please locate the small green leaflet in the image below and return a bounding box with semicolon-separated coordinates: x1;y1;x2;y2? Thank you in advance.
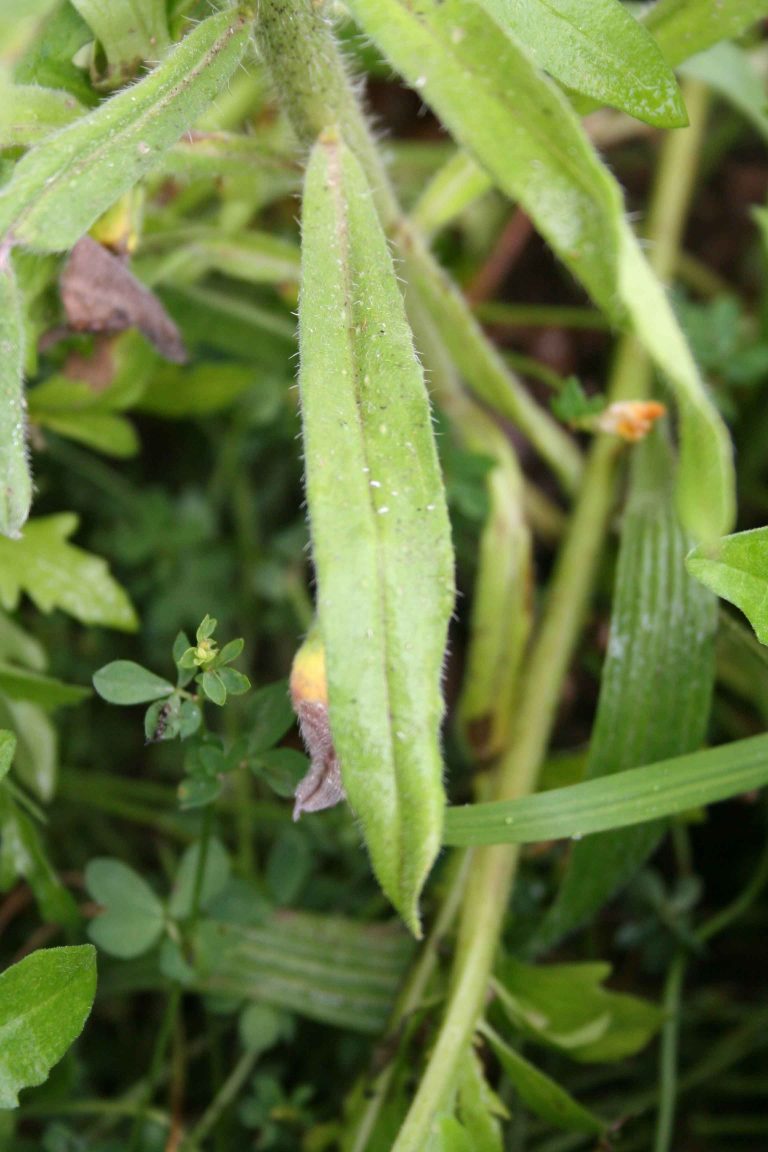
0;945;97;1108
0;514;137;631
93;660;174;705
85;858;165;958
687;527;768;646
299;130;454;934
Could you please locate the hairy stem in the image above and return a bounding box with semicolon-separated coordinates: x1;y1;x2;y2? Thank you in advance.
255;0;582;494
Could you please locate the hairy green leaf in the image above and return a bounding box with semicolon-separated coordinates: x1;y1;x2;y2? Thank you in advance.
0;261;32;539
644;0;768;68
0;514;137;631
687;527;768;645
299;131;454;933
347;0;623;315
443;732;768;846
0;82;84;148
478;0;686;127
537;434;716;946
85;857;164;958
0;945;96;1108
0;7;253;251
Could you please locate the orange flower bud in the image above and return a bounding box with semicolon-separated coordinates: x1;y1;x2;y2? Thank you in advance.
597;400;666;442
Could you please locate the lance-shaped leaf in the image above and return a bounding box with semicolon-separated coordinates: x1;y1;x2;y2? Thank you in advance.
687;527;768;646
535;433;717;949
347;0;735;537
0;6;253;252
299;130;454;934
477;0;686;128
644;0;768;69
345;0;623;317
0;259;31;539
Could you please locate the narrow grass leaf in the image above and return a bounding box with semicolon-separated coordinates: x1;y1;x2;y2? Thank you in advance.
346;0;623;316
0;7;252;252
0;945;96;1108
687;527;768;645
618;220;735;540
195;912;414;1033
0;731;15;782
477;0;686;127
0;261;31;539
537;434;716;947
299;131;454;934
481;1024;604;1134
644;0;768;69
443;732;768;846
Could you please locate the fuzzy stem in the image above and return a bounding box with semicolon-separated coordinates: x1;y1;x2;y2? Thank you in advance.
254;0;582;494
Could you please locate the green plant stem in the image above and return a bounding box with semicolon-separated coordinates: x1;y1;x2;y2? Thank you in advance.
391;76;711;1151
183;1047;261;1149
128;984;183;1152
653;949;686;1152
254;0;582;495
347;850;472;1152
190;803;214;925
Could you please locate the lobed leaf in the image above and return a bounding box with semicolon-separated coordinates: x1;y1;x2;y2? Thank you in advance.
0;7;253;252
347;0;623;316
443;732;768;846
687;526;768;646
536;433;717;947
0;945;96;1108
481;1024;604;1134
478;0;686;127
0;514;137;631
299;131;454;933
